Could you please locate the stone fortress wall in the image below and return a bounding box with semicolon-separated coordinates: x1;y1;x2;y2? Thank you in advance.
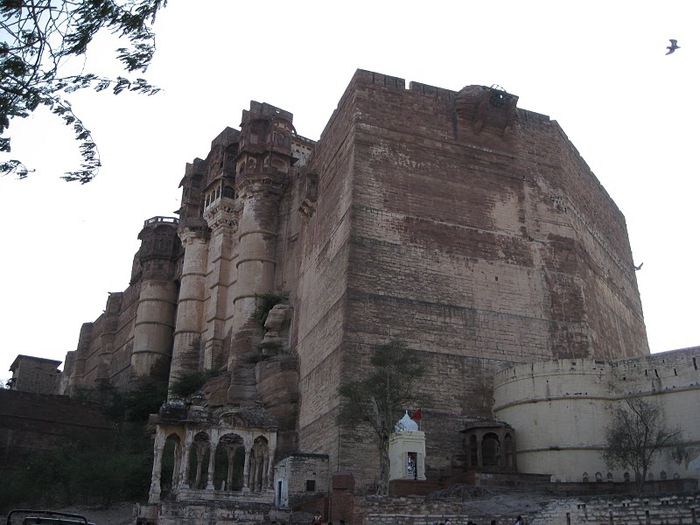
297;70;650;486
493;347;700;482
57;70;656;492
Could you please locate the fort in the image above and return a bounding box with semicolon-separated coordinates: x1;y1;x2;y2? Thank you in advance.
7;70;699;523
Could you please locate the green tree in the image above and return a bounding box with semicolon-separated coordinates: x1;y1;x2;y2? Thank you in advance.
252;290;289;329
170;369;219;398
337;339;426;495
602;396;684;495
1;0;166;182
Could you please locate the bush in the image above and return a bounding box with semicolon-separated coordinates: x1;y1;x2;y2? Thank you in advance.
170;370;219;399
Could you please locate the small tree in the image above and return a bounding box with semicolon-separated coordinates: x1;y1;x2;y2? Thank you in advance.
603;396;683;494
170;369;219;399
337;339;426;495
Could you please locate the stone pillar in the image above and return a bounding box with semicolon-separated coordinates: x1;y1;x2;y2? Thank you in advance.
206;441;217;490
267;432;277;489
417;452;426;481
266;453;275;490
178;431;194;490
242;444;252;493
148;430;166;503
169;229;209;392
171;440;181;492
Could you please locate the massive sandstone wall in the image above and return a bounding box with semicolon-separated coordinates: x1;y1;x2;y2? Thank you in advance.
62;70;650;490
295;70;649;486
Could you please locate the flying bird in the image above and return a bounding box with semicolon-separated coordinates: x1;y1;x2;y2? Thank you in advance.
634;262;644;271
666;39;680;55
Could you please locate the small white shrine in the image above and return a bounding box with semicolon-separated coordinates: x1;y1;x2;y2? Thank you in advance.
389;411;426;481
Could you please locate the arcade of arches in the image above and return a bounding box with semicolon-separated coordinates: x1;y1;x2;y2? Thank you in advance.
462;421;516;471
149;418;277;503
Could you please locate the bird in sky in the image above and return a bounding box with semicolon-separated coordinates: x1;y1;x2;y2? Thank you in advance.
634;262;644;271
666;39;680;55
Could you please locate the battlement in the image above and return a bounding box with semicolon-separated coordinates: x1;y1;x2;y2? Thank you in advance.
143;216;179;227
242;100;293;124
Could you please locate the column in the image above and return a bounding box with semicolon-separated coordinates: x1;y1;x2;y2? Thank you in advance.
242;444;252;493
178;430;194;490
148;430;166;504
206;441;216;490
169;229;209;392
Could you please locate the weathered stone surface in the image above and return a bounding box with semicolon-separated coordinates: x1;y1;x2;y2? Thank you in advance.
59;70;650;493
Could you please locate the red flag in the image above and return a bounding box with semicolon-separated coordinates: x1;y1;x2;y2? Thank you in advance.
411;408;422;421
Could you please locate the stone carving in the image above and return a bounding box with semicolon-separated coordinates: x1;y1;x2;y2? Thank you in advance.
260;303;292;355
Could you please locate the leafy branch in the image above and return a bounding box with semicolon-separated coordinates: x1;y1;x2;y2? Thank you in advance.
0;0;167;182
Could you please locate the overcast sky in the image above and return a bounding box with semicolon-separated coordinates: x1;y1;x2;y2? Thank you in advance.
1;0;698;380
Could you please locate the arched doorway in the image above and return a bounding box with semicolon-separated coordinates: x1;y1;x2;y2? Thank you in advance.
248;436;269;492
160;433;181;497
481;433;500;467
188;431;211;489
214;433;245;491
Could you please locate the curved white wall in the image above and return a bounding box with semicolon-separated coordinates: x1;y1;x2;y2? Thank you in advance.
493;348;700;482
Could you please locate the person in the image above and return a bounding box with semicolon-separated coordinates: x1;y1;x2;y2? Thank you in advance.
515;516;523;525
311;513;322;525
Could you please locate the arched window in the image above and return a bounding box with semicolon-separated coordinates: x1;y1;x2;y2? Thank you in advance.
595;472;602;482
481;433;500;467
249;436;270;492
582;472;589;483
189;432;211;489
624;472;630;482
214;433;244;491
160;434;181;497
660;470;667;480
607;472;613;482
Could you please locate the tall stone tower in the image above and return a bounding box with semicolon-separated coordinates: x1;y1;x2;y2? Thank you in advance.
228;103;294;368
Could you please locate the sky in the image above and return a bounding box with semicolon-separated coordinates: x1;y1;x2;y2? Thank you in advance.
0;0;698;381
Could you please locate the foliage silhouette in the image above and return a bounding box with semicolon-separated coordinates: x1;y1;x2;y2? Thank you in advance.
0;0;167;182
602;396;684;495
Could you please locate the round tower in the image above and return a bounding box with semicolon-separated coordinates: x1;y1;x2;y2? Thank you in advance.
130;216;181;387
167;158;212;393
229;103;294;368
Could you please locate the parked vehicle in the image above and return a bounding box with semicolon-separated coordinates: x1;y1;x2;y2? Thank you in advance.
6;510;95;525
